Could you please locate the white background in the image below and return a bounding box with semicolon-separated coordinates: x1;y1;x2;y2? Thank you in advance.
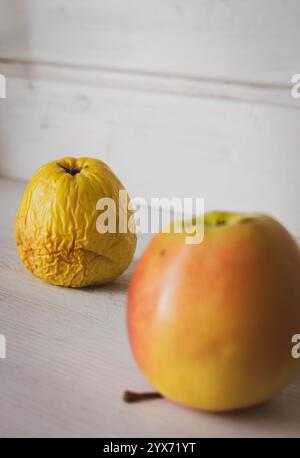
0;0;299;234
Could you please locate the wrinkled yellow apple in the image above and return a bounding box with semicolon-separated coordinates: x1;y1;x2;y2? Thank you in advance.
15;157;136;287
128;212;300;411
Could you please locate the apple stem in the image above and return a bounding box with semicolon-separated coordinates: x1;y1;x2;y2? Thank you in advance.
123;390;163;403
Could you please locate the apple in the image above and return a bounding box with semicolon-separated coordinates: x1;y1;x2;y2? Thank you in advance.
127;212;300;411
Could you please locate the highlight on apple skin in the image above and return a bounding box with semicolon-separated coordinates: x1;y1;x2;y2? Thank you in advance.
127;212;300;412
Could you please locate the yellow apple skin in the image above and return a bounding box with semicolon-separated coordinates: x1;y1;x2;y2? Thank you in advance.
15;157;136;287
127;212;300;411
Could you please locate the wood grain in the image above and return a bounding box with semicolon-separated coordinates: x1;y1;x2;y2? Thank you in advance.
0;1;299;435
1;59;297;109
0;61;299;236
0;2;299;238
0;0;299;85
0;177;299;437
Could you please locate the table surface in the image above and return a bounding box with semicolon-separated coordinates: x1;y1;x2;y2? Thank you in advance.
0;177;300;438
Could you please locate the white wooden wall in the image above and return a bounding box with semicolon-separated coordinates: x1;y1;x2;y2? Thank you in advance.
0;1;299;235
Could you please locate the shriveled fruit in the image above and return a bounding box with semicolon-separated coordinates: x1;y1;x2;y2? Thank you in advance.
15;157;136;287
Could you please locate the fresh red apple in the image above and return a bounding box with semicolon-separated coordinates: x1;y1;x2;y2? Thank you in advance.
127;212;300;411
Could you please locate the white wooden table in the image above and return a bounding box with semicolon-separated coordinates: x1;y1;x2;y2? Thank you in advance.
0;177;299;438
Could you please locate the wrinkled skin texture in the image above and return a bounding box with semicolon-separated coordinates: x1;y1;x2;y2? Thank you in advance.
128;212;300;411
15;157;136;287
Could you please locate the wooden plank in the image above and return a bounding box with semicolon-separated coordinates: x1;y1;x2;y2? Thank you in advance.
0;177;300;437
0;60;298;109
0;0;299;86
0;63;299;236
